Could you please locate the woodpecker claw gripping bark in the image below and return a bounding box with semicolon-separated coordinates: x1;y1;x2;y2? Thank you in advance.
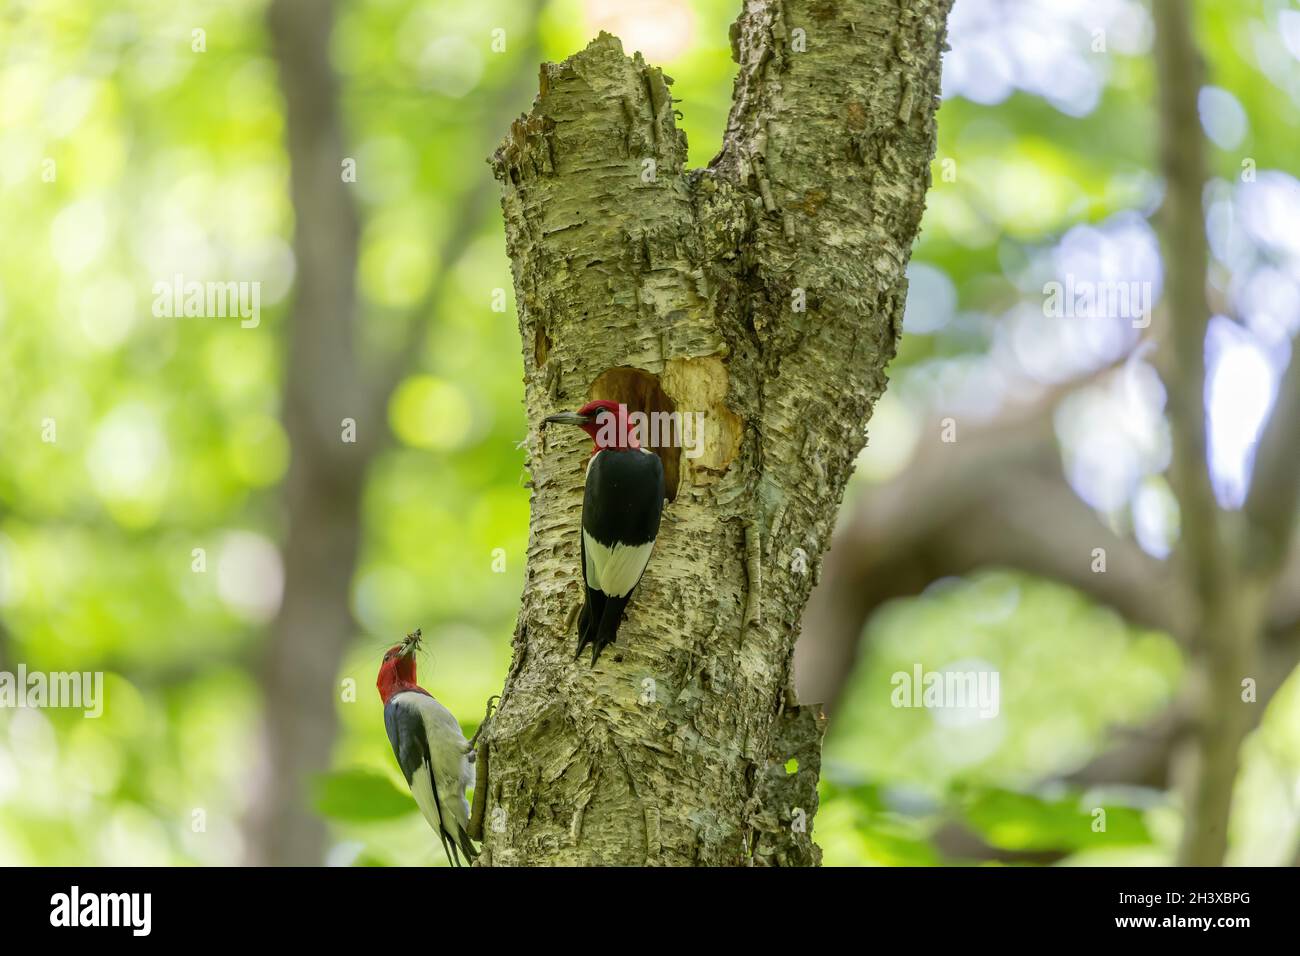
376;629;478;866
543;400;665;666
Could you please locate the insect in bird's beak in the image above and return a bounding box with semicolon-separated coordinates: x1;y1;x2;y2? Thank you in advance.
543;410;594;427
399;629;421;658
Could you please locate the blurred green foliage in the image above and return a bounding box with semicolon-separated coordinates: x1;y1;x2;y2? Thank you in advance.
312;768;413;823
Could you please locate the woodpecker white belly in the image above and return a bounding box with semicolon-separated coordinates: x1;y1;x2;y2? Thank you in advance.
387;691;473;831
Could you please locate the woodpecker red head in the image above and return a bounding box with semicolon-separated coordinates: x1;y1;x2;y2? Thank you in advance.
376;631;420;703
376;629;477;866
543;399;643;451
544;400;665;665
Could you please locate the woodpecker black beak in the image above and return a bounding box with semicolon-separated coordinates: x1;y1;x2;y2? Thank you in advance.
543;411;594;427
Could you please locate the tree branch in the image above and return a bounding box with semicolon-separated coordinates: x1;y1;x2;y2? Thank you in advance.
1153;0;1223;607
796;379;1179;708
1242;355;1300;577
1152;0;1264;867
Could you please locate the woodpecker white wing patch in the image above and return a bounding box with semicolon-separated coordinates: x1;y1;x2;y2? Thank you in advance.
408;762;443;837
386;691;473;844
583;529;654;598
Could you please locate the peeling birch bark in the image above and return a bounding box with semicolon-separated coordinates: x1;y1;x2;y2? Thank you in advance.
481;0;952;866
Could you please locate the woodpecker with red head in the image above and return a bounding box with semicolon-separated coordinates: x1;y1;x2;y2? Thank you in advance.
376;629;477;866
544;399;665;665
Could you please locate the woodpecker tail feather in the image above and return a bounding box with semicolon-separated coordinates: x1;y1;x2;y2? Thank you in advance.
575;599;590;660
439;830;462;868
455;823;478;863
576;587;605;661
436;823;477;867
590;592;632;665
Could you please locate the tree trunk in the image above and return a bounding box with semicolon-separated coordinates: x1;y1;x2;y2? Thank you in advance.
480;0;952;866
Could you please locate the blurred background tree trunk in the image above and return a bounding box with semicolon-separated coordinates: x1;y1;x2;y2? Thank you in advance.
244;0;368;866
246;0;546;866
1153;0;1300;868
480;0;953;866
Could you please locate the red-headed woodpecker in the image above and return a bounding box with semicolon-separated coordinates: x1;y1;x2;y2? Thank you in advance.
377;629;477;866
544;399;665;665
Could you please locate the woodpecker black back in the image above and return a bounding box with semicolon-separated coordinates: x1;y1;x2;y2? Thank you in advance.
577;446;665;664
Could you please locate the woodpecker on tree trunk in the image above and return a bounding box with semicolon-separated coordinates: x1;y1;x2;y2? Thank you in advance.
544;400;665;665
376;630;477;866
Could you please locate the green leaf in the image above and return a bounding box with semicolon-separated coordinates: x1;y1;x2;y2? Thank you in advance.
954;785;1152;852
312;769;415;822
